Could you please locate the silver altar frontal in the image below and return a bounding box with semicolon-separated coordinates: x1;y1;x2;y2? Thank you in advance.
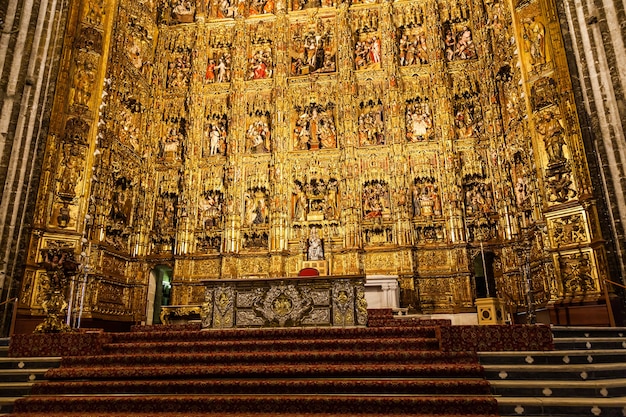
201;275;368;328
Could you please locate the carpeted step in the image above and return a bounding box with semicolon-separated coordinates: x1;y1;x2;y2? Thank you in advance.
367;318;452;327
109;326;439;344
61;350;475;368
45;362;486;380
7;413;501;417
12;394;499;415
30;377;493;396
103;336;441;354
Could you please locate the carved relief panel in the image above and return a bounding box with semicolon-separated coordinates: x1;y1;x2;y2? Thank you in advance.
202;97;230;158
204;25;234;84
351;7;381;71
289;16;337;76
393;1;430;67
246;20;275;81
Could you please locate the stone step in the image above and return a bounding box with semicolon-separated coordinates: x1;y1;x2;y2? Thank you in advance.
483;363;626;381
551;327;626;339
0;382;35;397
479;349;626;366
489;378;626;398
0;397;18;415
497;396;626;417
553;337;626;350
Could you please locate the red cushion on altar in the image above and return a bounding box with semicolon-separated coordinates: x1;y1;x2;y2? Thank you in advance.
298;268;320;277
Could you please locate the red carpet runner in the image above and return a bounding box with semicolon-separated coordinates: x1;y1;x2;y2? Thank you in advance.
9;312;502;416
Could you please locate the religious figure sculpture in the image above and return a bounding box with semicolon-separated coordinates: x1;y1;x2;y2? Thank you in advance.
536;111;566;164
523;17;547;71
308;229;324;260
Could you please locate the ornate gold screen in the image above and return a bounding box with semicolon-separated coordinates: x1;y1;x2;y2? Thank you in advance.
19;0;610;324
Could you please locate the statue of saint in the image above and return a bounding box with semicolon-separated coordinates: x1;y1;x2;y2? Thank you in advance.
308;229;324;261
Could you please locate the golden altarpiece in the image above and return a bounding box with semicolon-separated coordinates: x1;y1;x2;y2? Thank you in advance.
17;0;616;328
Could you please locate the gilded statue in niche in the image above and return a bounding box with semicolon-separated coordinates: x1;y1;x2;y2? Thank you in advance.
362;180;391;220
244;188;269;226
358;99;385;146
290;20;336;76
536;110;567;165
293;103;336;150
512;152;532;210
522;16;549;73
438;0;471;23
203;114;228;157
246;111;271;153
58;143;85;198
71;57;96;108
108;168;134;233
405;97;433;142
443;24;477;61
307;228;324;261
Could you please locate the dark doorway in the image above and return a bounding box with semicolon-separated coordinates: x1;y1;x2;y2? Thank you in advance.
147;265;173;325
473;251;496;299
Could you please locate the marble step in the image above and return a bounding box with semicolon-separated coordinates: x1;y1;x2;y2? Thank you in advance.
551;327;626;339
497;396;626;417
0;382;35;397
483;363;626;381
479;349;626;366
0;368;49;383
0;357;60;370
489;378;626;398
552;337;626;351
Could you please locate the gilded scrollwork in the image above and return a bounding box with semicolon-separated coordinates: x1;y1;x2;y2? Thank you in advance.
550;213;588;247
